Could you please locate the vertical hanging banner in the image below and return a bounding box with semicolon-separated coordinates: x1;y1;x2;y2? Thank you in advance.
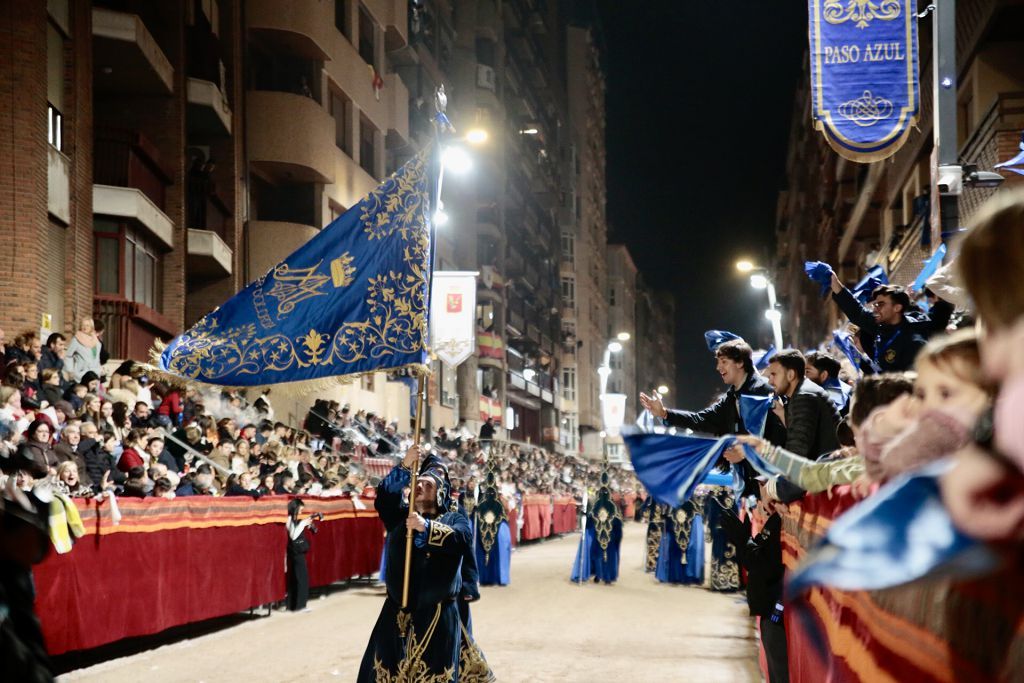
808;0;919;162
429;271;478;367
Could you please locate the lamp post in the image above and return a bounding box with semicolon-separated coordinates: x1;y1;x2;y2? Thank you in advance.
737;261;783;351
598;332;630;461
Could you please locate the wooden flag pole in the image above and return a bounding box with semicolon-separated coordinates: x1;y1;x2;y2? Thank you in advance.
401;374;428;610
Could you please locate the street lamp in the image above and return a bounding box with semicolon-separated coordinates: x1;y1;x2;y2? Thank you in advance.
442;146;473;174
657;384;669;396
736;260;783;351
465;128;489;145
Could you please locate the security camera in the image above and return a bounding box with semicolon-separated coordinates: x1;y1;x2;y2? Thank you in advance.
964;168;1005;189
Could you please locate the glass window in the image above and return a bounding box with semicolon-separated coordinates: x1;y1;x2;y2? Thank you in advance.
359;115;376;176
562;367;576;402
334;0;347;37
96;237;120;294
330;90;349;154
358;4;376;68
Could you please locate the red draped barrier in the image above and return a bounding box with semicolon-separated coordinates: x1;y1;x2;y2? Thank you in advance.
33;495;383;656
506;505;517;547
778;487;1024;682
551;498;577;534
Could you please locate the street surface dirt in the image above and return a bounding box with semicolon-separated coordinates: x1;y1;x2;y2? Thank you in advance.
62;522;760;682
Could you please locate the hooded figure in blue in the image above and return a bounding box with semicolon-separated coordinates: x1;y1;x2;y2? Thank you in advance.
358;445;494;682
474;466;511;586
571;471;624;584
655;499;705;585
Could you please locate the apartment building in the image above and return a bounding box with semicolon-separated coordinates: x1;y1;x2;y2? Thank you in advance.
774;0;1024;347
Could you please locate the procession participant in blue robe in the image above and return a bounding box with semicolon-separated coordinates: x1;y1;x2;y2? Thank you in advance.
655;499;705;585
702;486;742;591
571;471;624;584
639;495;664;573
358;446;494;682
474;467;511;586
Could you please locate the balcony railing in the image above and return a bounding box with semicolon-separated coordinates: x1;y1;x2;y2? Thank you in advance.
93;295;176;362
94;127;171;209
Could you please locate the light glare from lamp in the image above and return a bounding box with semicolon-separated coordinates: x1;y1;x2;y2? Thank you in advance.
466;128;488;145
442;146;473;174
657;384;669;395
765;309;782;322
433;210;449;226
736;260;755;272
520;128;539;135
750;274;769;289
616;332;631;341
607;341;623;353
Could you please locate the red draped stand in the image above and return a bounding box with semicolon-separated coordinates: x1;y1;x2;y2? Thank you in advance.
776;487;1024;682
34;495;383;656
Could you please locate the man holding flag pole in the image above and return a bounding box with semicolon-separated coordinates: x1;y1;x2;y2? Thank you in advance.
151;87;492;682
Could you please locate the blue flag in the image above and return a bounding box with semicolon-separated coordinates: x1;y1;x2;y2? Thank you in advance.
623;429;735;507
909;243;947;293
851;265;888;303
831;330;867;375
786;460;998;597
754;345;777;372
158;150;434;387
804;261;833;298
994;132;1024;176
739;394;773;438
704;330;742;351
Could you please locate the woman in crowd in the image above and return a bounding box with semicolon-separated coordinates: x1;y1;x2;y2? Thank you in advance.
65;318;103;383
79;393;103;425
16;419;57;474
109;401;131;442
39;368;63;407
55;461;94;498
116;428;146;473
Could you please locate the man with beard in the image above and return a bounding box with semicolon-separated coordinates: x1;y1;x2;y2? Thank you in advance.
358;445;494;682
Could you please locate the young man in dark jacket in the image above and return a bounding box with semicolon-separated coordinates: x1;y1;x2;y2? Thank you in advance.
765;350;841;460
829;271;952;373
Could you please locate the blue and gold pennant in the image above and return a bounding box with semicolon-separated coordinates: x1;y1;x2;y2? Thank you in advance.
157;149;434;388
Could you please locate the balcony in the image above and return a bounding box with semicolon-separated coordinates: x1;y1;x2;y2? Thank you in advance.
247;220;319;277
187;229;233;280
247;0;332;61
187;78;232;136
47;146;70;224
248;90;335;184
92;8;174;95
93;295;176;362
93;184;174;249
376;0;409;52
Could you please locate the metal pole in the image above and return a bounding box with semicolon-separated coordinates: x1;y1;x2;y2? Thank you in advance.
934;0;960;238
401;374;427;610
766;280;783;350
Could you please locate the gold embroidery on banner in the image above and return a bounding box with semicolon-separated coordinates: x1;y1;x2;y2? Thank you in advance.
377;604;454;683
458;623;496;683
427;521;454;547
265;262;330;317
162;154;430;382
330;252;357;287
823;0;901;29
837;90;894;127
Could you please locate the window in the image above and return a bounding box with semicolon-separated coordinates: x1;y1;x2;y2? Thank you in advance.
329;90;350;154
47;104;63;151
475;38;495;68
561;367;576;402
358;3;376;68
609;287;616;306
334;0;347;37
560;231;574;261
560;276;575;308
359;114;376;176
94;221;163;312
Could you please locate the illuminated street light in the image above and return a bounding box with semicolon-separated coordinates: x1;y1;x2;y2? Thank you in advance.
736;260;755;273
616;331;631;341
442;146;473;174
466;128;489;145
765;309;782;323
750;273;768;290
607;341;623;353
657;384;669;395
433;209;449;226
519;128;539;135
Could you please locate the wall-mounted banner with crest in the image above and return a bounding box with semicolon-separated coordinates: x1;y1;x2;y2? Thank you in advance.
429;271;478;367
808;0;919;162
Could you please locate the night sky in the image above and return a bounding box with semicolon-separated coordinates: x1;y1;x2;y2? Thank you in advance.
597;1;809;408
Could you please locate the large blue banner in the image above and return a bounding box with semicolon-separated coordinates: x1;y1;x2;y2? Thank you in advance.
158;149;433;388
808;0;919;161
